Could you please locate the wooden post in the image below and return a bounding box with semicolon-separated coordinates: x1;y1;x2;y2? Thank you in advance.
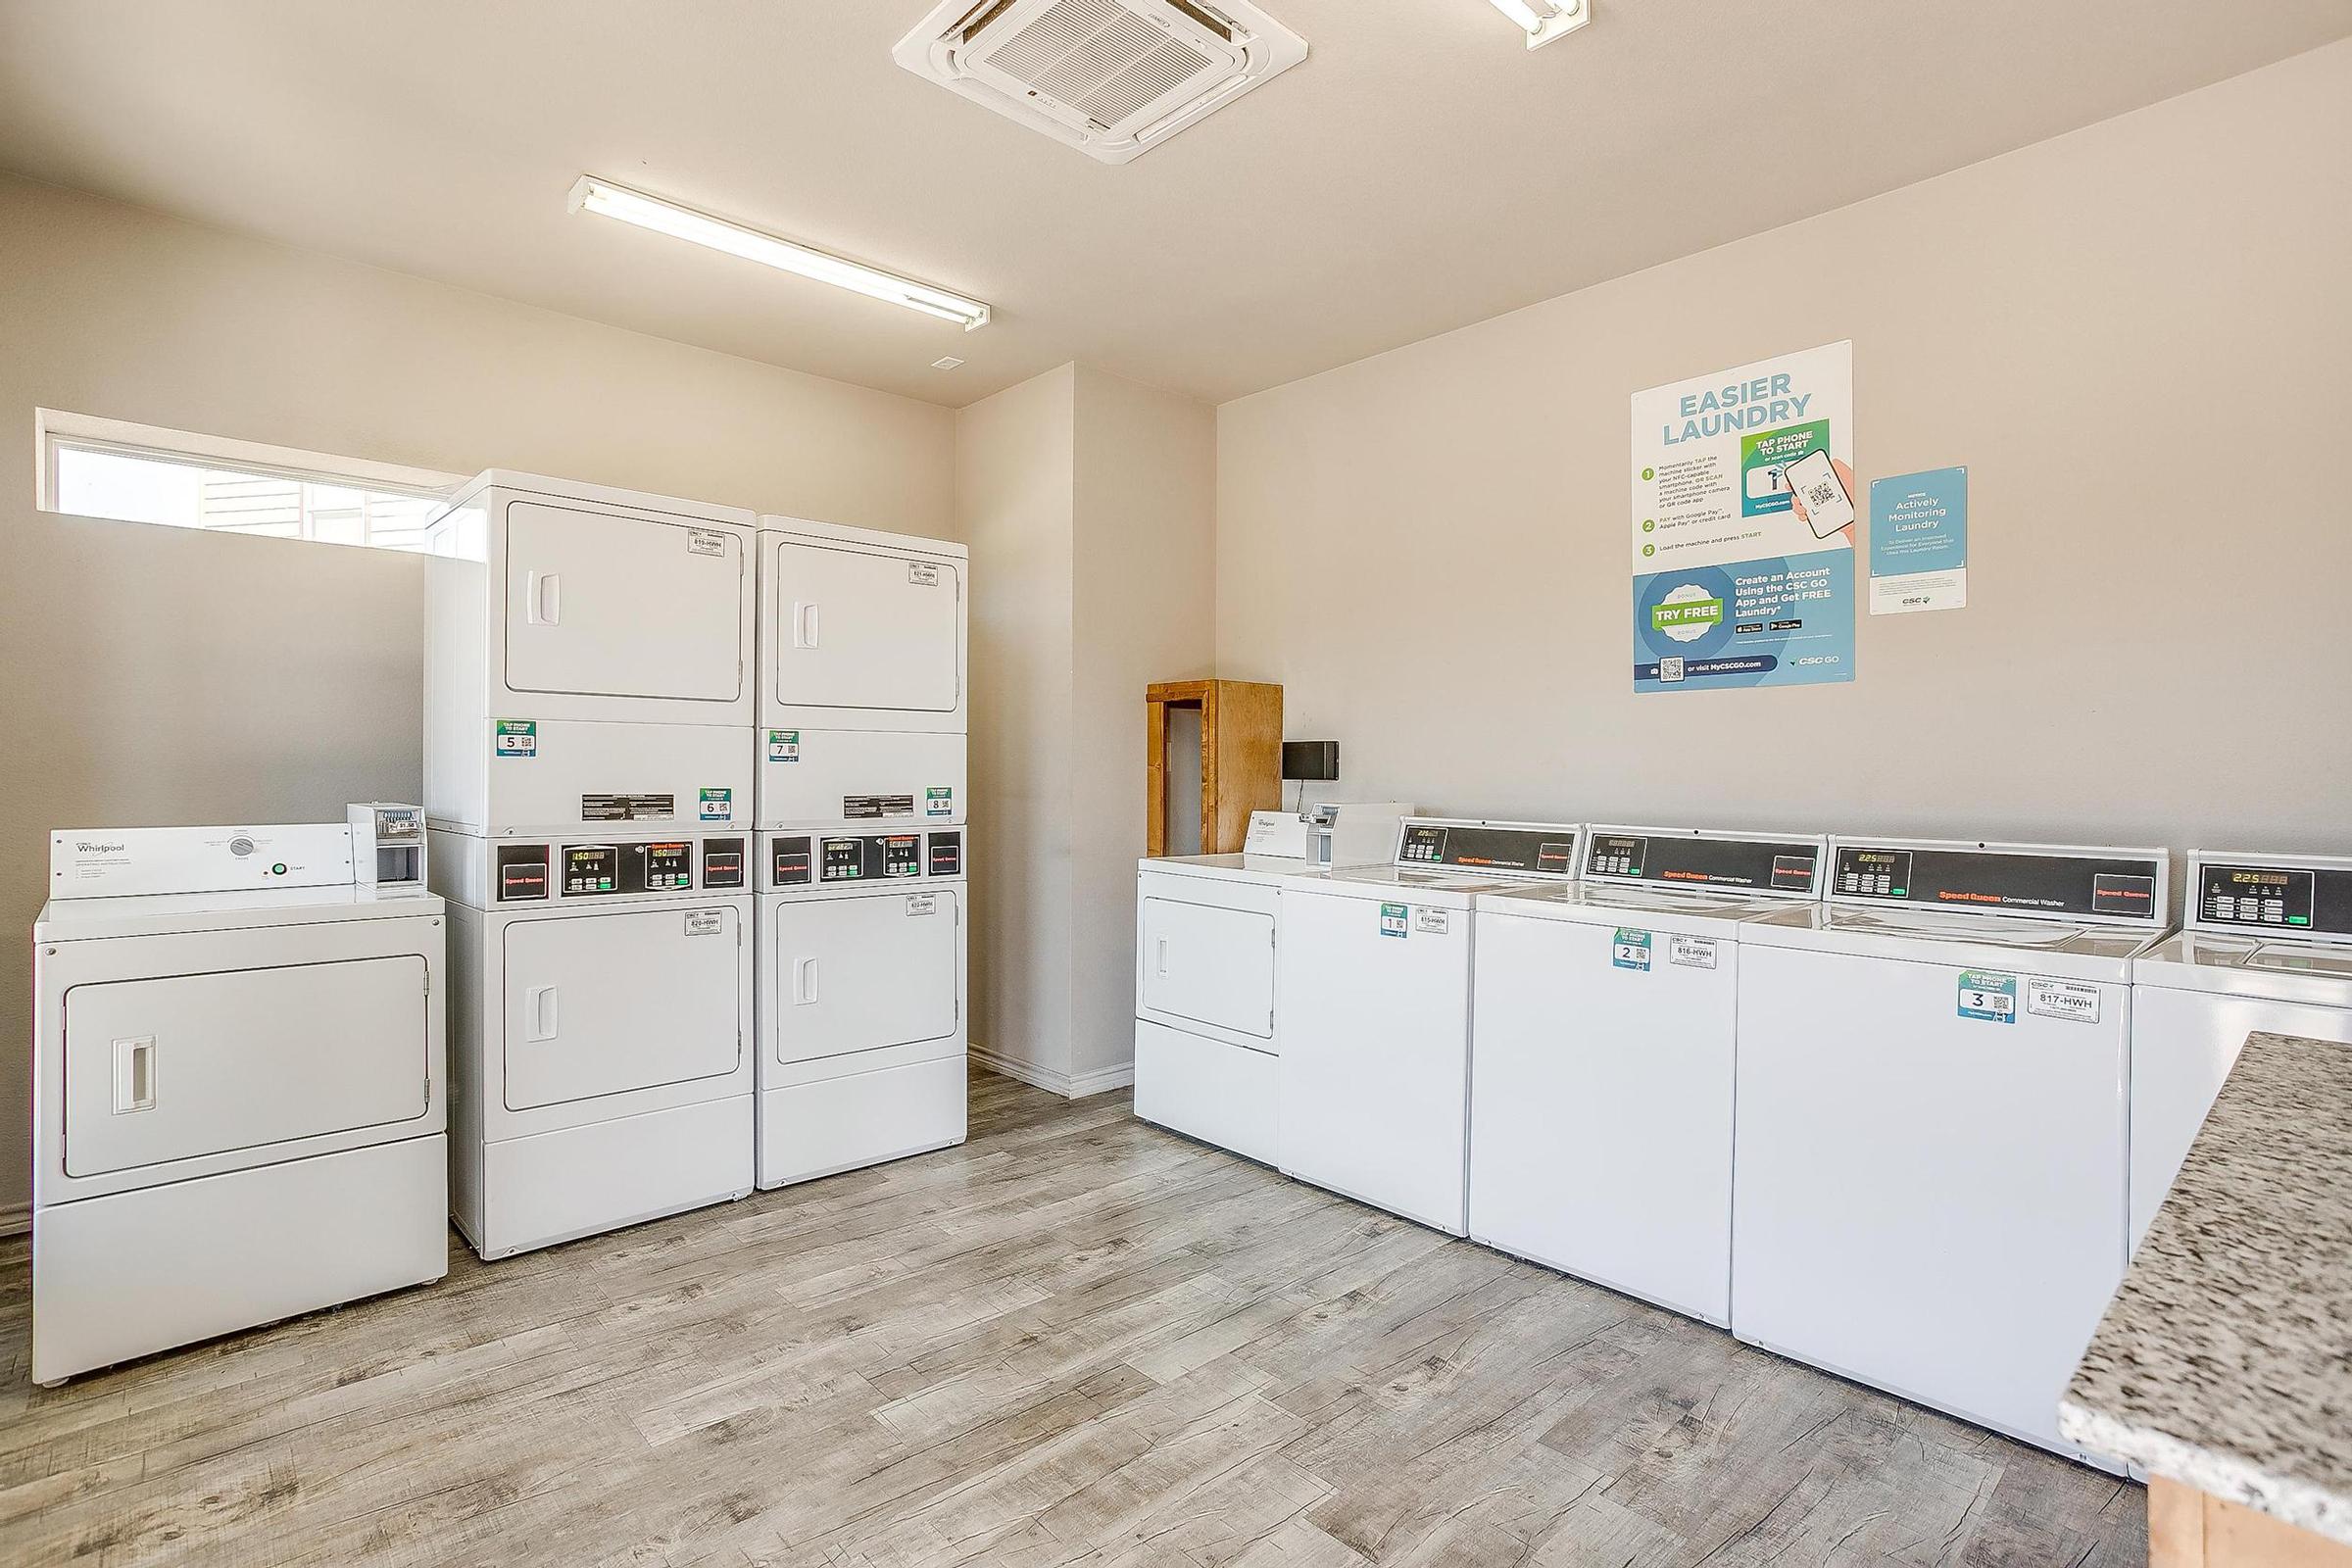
1145;679;1284;857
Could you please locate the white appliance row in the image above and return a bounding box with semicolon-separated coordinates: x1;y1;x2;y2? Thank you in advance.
31;809;446;1385
422;471;968;1261
1137;820;2350;1468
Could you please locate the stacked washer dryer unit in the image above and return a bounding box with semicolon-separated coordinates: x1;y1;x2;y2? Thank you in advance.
424;472;757;1258
2131;850;2352;1250
1733;837;2172;1465
754;515;969;1188
1278;817;1584;1236
1133;804;1415;1165
31;811;446;1383
1470;826;1826;1327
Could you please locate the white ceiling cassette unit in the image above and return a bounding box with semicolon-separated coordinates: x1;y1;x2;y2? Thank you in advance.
894;0;1307;166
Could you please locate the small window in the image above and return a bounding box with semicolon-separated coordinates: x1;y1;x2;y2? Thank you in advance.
36;411;466;555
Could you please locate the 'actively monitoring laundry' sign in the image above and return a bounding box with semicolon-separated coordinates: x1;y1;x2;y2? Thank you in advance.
1629;342;1855;695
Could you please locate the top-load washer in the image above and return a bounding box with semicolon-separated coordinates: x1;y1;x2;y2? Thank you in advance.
759;516;966;831
1277;817;1583;1235
32;815;448;1384
424;471;757;838
1133;805;1414;1165
1733;838;2172;1465
2131;850;2352;1250
1470;826;1827;1326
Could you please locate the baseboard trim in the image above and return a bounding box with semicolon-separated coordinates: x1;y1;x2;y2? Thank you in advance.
971;1045;1134;1101
0;1201;28;1239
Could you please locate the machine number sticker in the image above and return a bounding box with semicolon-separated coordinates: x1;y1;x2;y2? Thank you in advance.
687;528;727;558
494;718;537;759
1958;970;2018;1023
907;894;938;916
682;910;724;936
1612;928;1653;971
2027;978;2101;1023
699;788;732;822
926;787;955;818
1380;903;1408;938
908;562;941;586
767;730;801;764
1413;908;1449;935
1668;935;1719;969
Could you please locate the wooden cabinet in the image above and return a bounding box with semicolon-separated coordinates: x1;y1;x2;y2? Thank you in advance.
1145;680;1282;857
2151;1479;2352;1568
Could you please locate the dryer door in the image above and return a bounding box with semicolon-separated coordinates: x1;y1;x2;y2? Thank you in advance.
63;956;430;1177
767;540;960;714
769;889;959;1067
504;501;745;703
1139;893;1275;1040
503;906;743;1109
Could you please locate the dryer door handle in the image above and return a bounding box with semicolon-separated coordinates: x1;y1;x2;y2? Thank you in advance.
526;985;560;1042
794;956;819;1005
113;1036;157;1113
525;571;563;626
1156;938;1169;977
792;601;820;650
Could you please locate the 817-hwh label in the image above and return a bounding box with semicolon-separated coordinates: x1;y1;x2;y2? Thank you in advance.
2026;978;2101;1023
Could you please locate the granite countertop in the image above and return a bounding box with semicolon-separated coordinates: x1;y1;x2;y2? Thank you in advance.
2061;1031;2352;1544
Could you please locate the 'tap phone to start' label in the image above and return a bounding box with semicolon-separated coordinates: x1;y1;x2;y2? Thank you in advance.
1958;969;2017;1023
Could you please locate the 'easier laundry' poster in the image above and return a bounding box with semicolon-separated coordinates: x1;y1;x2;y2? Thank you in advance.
1629;341;1855;695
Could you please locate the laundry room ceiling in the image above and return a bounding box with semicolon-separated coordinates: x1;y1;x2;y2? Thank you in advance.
1;1;2344;408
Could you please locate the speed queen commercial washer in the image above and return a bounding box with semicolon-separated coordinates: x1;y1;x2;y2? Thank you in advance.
1732;837;2171;1464
1469;826;1826;1325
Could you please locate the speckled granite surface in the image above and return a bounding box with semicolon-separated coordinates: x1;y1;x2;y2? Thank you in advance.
2061;1031;2352;1544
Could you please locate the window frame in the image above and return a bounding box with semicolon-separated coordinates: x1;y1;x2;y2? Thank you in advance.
33;409;467;548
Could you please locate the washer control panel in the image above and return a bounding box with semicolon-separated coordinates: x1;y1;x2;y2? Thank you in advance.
1828;839;2169;925
493;835;748;902
1583;827;1823;895
766;829;964;892
1391;819;1580;878
2189;854;2352;939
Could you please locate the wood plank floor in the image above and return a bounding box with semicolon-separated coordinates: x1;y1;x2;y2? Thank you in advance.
0;1069;2147;1566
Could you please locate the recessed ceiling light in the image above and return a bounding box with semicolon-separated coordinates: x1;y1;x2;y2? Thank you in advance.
931;357;965;370
1489;0;1591;49
567;175;992;331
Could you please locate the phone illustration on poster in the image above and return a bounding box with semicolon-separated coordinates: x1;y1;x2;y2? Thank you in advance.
1630;341;1855;694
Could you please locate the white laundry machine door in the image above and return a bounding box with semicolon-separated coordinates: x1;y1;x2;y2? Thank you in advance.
1277;890;1472;1234
503;500;745;704
503;906;744;1109
1138;891;1275;1042
1733;943;2129;1458
62;956;430;1179
768;889;960;1066
1470;912;1736;1324
2130;983;2352;1248
767;539;961;716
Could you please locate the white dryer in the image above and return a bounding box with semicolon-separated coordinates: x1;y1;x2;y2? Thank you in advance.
424;471;756;840
2131;850;2352;1250
1470;826;1826;1326
1733;838;2172;1465
32;818;447;1385
756;826;967;1189
1278;818;1583;1235
435;828;754;1258
758;517;966;831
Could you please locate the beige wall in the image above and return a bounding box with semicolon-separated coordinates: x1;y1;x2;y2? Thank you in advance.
1216;41;2352;857
0;172;956;1218
956;365;1216;1093
956;366;1077;1089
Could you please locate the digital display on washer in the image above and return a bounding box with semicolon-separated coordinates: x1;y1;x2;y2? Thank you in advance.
635;842;693;891
882;835;922;878
2196;862;2352;936
1833;844;2164;922
1586;833;1821;893
820;837;865;882
1395;823;1578;875
564;845;618;895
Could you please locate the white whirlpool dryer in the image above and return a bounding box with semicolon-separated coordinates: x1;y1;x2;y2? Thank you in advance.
1733;837;2172;1465
2130;850;2352;1250
756;826;968;1189
32;816;447;1385
435;828;754;1259
758;517;966;833
1469;826;1826;1326
1277;817;1584;1235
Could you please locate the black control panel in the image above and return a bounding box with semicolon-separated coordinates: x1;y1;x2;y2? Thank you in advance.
1832;843;2165;923
766;829;964;891
2196;859;2352;937
493;835;744;902
1585;831;1821;894
1395;821;1579;876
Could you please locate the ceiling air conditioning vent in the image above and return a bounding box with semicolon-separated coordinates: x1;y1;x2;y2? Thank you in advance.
894;0;1307;166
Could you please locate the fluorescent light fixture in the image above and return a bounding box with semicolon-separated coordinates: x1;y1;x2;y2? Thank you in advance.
567;175;992;331
1489;0;1591;49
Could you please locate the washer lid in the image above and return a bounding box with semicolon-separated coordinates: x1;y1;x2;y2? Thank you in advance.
2133;929;2352;1006
1476;880;1792;938
1294;863;1519;907
1744;901;2154;982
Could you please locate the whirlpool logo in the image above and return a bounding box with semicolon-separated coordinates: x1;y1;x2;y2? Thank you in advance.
74;841;126;855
